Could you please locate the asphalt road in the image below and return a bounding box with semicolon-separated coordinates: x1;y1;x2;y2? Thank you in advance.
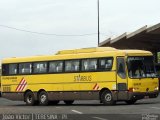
0;95;160;120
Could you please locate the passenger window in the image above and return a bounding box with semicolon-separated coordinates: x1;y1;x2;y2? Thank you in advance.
2;64;9;76
65;61;72;72
19;63;32;74
9;64;17;75
99;58;113;70
82;59;97;71
82;60;89;71
89;59;97;70
65;60;80;72
117;58;126;79
72;60;80;71
49;61;63;73
33;62;47;73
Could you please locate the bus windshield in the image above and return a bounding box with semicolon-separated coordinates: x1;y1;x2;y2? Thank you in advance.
127;56;157;78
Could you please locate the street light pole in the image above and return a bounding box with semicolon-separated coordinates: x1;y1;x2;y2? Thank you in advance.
97;0;100;46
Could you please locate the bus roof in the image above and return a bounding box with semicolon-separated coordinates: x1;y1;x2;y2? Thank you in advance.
56;47;117;55
2;47;152;64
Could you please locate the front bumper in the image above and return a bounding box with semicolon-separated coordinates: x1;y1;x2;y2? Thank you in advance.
128;91;159;100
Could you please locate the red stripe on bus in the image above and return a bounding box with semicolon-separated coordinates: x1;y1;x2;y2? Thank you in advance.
17;79;26;91
20;82;27;91
16;77;24;91
17;79;25;91
97;86;99;90
93;83;97;90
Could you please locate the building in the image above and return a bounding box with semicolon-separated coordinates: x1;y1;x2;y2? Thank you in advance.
99;23;160;63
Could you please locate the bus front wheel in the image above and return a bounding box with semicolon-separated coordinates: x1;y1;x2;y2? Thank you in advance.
64;100;74;105
38;91;49;106
24;91;35;106
101;90;116;105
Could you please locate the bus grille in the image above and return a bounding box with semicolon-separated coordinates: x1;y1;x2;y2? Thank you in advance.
3;86;11;92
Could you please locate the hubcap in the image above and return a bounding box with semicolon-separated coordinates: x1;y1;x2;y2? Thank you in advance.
105;93;111;101
27;95;32;103
41;94;47;103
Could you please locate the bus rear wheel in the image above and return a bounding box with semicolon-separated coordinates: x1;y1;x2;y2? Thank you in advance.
38;91;49;106
101;90;116;105
24;91;35;106
64;100;74;105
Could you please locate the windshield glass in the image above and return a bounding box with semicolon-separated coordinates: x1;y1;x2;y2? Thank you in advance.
127;56;157;78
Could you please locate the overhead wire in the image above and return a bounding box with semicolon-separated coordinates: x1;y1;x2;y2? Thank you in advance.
0;24;98;37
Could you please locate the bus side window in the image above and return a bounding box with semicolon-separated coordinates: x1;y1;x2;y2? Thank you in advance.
49;62;56;72
73;60;80;71
49;61;63;73
82;59;97;71
57;62;63;72
33;62;47;73
9;64;18;75
19;63;32;74
2;64;9;76
89;59;97;70
82;60;89;71
82;60;88;71
65;60;80;72
65;61;72;72
99;59;105;68
99;58;113;71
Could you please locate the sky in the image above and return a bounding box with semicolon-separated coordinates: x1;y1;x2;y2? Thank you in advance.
0;0;160;60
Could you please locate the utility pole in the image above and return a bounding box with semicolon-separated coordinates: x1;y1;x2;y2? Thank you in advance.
97;0;100;46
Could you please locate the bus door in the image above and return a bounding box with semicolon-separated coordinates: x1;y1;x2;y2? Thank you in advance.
116;57;128;100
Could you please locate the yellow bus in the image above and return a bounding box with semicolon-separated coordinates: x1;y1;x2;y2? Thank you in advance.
1;47;159;105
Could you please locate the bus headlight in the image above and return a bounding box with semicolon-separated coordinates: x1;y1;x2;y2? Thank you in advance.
129;88;133;92
154;86;159;91
129;87;139;92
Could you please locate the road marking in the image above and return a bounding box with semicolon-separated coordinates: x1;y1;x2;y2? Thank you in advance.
55;107;62;109
71;110;83;114
151;107;160;110
92;116;108;120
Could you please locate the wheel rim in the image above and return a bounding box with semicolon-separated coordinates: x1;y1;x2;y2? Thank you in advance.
104;93;112;102
40;94;47;103
27;95;32;104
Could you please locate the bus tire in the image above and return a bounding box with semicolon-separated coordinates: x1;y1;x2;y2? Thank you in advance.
125;100;137;105
49;100;60;105
64;100;74;105
38;91;49;106
101;90;115;105
24;91;35;106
